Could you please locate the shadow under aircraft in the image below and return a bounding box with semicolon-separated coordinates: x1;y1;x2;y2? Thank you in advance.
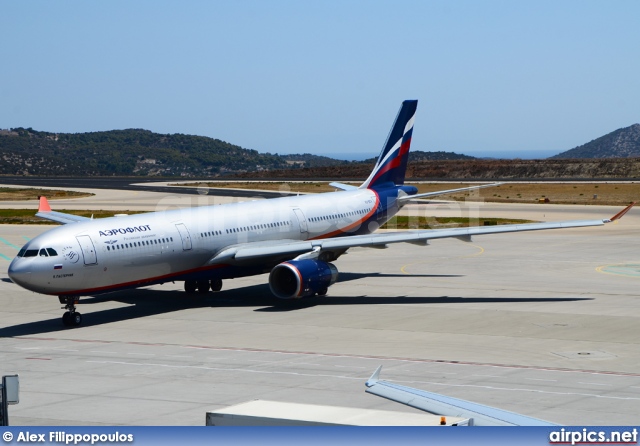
0;279;593;338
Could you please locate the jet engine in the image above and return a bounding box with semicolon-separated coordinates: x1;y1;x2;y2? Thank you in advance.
269;259;339;299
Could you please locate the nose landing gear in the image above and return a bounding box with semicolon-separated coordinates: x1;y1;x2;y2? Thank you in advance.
59;296;82;327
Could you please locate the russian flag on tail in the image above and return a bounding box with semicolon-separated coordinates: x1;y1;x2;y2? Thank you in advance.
359;100;418;190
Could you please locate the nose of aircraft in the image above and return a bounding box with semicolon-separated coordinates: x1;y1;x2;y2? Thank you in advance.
8;257;32;287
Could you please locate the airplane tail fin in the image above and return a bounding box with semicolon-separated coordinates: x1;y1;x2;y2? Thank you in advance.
359;100;418;190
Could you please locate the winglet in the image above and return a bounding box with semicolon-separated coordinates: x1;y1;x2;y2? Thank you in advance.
365;365;382;387
605;202;636;223
35;197;90;224
38;196;52;212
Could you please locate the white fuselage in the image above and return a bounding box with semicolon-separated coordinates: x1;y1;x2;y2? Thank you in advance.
9;189;383;296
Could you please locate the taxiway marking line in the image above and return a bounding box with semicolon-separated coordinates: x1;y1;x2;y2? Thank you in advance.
0;237;20;250
13;336;640;378
86;359;640;403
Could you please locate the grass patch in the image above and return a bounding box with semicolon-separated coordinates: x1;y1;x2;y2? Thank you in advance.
171;181;346;194
381;216;535;230
0;188;93;201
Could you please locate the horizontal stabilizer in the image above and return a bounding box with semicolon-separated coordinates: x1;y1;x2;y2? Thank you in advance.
397;183;503;204
329;182;358;191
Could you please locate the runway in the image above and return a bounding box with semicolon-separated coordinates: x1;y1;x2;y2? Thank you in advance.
0;183;639;425
0;176;297;199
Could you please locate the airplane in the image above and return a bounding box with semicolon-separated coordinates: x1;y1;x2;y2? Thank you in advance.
7;100;636;327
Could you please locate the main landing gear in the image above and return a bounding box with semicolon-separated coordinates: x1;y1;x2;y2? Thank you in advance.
184;279;223;294
59;296;82;327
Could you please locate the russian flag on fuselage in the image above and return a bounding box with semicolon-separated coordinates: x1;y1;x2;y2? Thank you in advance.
359;99;417;190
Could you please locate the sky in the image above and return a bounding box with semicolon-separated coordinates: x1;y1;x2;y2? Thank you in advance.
1;1;639;160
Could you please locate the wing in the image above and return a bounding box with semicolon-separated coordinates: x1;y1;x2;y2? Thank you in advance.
35;196;90;224
364;366;557;426
208;203;635;265
397;183;503;204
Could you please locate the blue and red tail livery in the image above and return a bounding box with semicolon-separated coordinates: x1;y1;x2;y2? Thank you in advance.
360;99;418;190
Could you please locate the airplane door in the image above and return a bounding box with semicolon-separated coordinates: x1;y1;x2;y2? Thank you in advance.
76;235;98;265
292;208;308;237
175;223;192;251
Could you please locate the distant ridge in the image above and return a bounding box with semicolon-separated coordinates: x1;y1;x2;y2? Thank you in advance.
552;124;640;159
0;127;474;177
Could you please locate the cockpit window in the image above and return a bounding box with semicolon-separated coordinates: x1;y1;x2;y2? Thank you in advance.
21;249;39;257
17;247;57;258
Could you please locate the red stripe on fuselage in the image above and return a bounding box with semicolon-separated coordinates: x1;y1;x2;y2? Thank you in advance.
309;190;380;240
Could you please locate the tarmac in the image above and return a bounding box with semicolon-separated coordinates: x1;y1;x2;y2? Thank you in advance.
0;182;639;425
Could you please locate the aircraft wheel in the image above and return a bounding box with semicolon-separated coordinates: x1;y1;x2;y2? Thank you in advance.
197;279;210;294
72;312;82;326
184;280;197;294
210;278;222;292
62;311;72;326
316;288;328;296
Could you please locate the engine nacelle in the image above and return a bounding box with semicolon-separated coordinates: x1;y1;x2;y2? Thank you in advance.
269;259;339;299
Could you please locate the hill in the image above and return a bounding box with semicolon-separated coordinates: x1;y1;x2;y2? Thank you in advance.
0;127;472;177
409;150;475;161
279;153;346;168
552;124;640;159
0;128;294;176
